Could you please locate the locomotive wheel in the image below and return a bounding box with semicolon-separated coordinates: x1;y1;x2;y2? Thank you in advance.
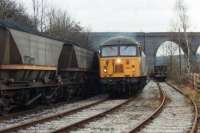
128;85;133;96
139;78;147;92
107;84;116;98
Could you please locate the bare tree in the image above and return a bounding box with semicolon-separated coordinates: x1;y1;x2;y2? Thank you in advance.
162;42;183;81
174;0;191;73
0;0;34;27
165;42;178;56
39;0;47;32
45;8;90;48
160;42;178;71
32;0;39;29
1;0;91;48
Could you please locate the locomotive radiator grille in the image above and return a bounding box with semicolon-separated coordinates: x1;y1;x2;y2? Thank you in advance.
114;64;123;73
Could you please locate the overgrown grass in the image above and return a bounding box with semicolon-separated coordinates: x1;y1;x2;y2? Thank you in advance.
170;80;200;109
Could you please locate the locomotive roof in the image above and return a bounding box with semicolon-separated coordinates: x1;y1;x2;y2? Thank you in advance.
100;36;139;47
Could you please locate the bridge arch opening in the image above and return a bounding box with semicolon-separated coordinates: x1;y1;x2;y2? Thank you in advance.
156;41;184;56
155;41;186;77
197;46;200;55
196;46;200;71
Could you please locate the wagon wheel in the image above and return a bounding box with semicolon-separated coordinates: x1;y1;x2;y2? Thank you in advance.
0;98;11;115
0;104;6;115
44;87;59;104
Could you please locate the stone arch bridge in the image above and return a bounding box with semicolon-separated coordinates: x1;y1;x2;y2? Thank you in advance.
88;32;200;70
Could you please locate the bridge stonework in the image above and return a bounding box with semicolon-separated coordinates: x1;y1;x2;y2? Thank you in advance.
88;32;200;70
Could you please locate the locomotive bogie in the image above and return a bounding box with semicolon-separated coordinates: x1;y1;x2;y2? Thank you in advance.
101;77;146;97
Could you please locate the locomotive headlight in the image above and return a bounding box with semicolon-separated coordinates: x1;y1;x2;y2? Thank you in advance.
103;68;107;73
116;58;121;64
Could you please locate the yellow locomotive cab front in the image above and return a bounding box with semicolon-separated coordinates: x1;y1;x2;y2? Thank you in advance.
98;37;147;97
100;57;142;78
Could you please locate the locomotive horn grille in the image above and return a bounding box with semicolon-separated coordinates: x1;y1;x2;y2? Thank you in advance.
114;64;123;73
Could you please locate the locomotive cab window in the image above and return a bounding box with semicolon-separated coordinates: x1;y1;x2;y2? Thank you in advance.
120;46;137;56
101;46;118;57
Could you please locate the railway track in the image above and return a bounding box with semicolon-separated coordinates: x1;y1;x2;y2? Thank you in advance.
0;95;96;121
0;81;196;133
0;99;81;121
54;81;165;133
0;81;166;133
136;82;198;133
4;99;130;133
0;95;108;133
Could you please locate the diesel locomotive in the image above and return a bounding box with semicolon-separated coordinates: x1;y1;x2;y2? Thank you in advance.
0;21;98;114
99;37;147;97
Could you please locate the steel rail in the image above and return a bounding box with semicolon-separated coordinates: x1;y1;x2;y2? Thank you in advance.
128;82;166;133
0;106;44;121
167;82;198;133
0;99;77;121
51;97;135;133
0;97;108;133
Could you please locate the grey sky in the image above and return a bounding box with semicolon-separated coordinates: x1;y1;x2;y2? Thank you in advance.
16;0;200;32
